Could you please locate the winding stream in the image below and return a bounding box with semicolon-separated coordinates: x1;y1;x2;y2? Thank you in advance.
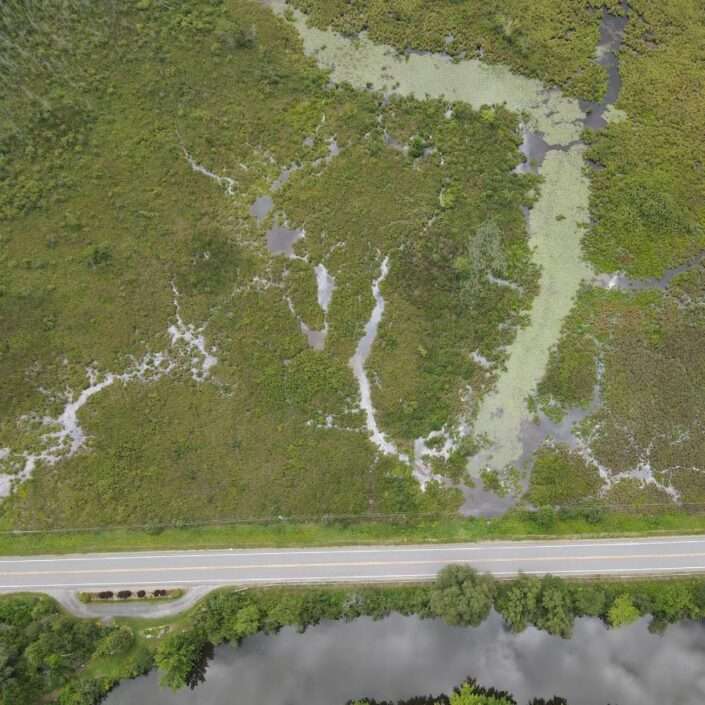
348;257;409;460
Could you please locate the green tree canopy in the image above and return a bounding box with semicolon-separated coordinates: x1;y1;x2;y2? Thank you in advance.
155;629;212;690
430;565;496;627
607;594;641;628
495;575;542;633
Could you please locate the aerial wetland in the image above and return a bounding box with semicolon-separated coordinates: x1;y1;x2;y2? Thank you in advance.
2;1;705;704
2;0;704;528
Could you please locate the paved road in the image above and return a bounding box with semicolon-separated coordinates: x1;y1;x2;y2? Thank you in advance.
2;536;705;593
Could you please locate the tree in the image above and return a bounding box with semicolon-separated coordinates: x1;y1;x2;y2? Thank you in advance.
57;678;106;705
650;583;695;622
197;590;243;643
448;679;516;705
571;584;607;618
534;576;574;638
262;594;303;632
155;629;212;690
0;595;104;705
495;575;541;633
693;581;705;615
607;594;640;628
430;565;496;627
228;605;261;641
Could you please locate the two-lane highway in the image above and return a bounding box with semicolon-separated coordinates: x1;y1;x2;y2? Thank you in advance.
2;536;705;592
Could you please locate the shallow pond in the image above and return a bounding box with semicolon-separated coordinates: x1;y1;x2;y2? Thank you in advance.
105;612;705;705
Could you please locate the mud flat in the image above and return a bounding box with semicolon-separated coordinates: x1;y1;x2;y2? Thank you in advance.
0;289;218;497
348;257;408;459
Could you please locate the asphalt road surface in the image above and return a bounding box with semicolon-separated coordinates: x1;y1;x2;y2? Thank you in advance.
2;536;705;593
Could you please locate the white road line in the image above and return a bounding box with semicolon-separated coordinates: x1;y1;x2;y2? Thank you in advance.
1;537;704;564
2;565;705;590
2;552;705;578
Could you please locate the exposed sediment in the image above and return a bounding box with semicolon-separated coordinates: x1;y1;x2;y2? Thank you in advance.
0;288;218;497
349;257;408;460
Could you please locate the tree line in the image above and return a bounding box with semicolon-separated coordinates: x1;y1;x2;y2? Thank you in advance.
154;566;705;690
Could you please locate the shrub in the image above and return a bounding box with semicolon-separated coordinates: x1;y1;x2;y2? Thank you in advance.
95;626;135;658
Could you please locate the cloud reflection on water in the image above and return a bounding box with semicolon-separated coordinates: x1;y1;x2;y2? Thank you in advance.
106;612;705;705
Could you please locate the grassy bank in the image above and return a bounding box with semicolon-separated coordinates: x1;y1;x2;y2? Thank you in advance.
2;510;705;556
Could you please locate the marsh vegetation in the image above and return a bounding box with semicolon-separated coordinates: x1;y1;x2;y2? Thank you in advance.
1;0;704;528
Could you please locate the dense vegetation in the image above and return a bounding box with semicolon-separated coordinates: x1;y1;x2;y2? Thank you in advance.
0;594;152;705
151;567;705;690
533;262;705;510
0;0;541;528
259;0;705;518
584;0;705;276
528;0;705;512
2;0;704;534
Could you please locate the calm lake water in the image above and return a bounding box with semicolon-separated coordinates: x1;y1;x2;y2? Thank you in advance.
105;611;705;705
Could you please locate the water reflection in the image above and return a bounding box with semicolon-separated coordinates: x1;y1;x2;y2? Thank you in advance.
266;226;304;256
581;6;629;130
250;195;273;222
106;612;705;705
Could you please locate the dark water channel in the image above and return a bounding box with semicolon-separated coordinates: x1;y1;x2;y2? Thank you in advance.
581;5;628;130
105;612;705;705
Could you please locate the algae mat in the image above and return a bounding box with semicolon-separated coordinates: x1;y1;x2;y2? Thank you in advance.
471;147;591;472
270;2;583;145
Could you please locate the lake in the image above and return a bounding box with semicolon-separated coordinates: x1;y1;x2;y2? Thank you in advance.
105;611;705;704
